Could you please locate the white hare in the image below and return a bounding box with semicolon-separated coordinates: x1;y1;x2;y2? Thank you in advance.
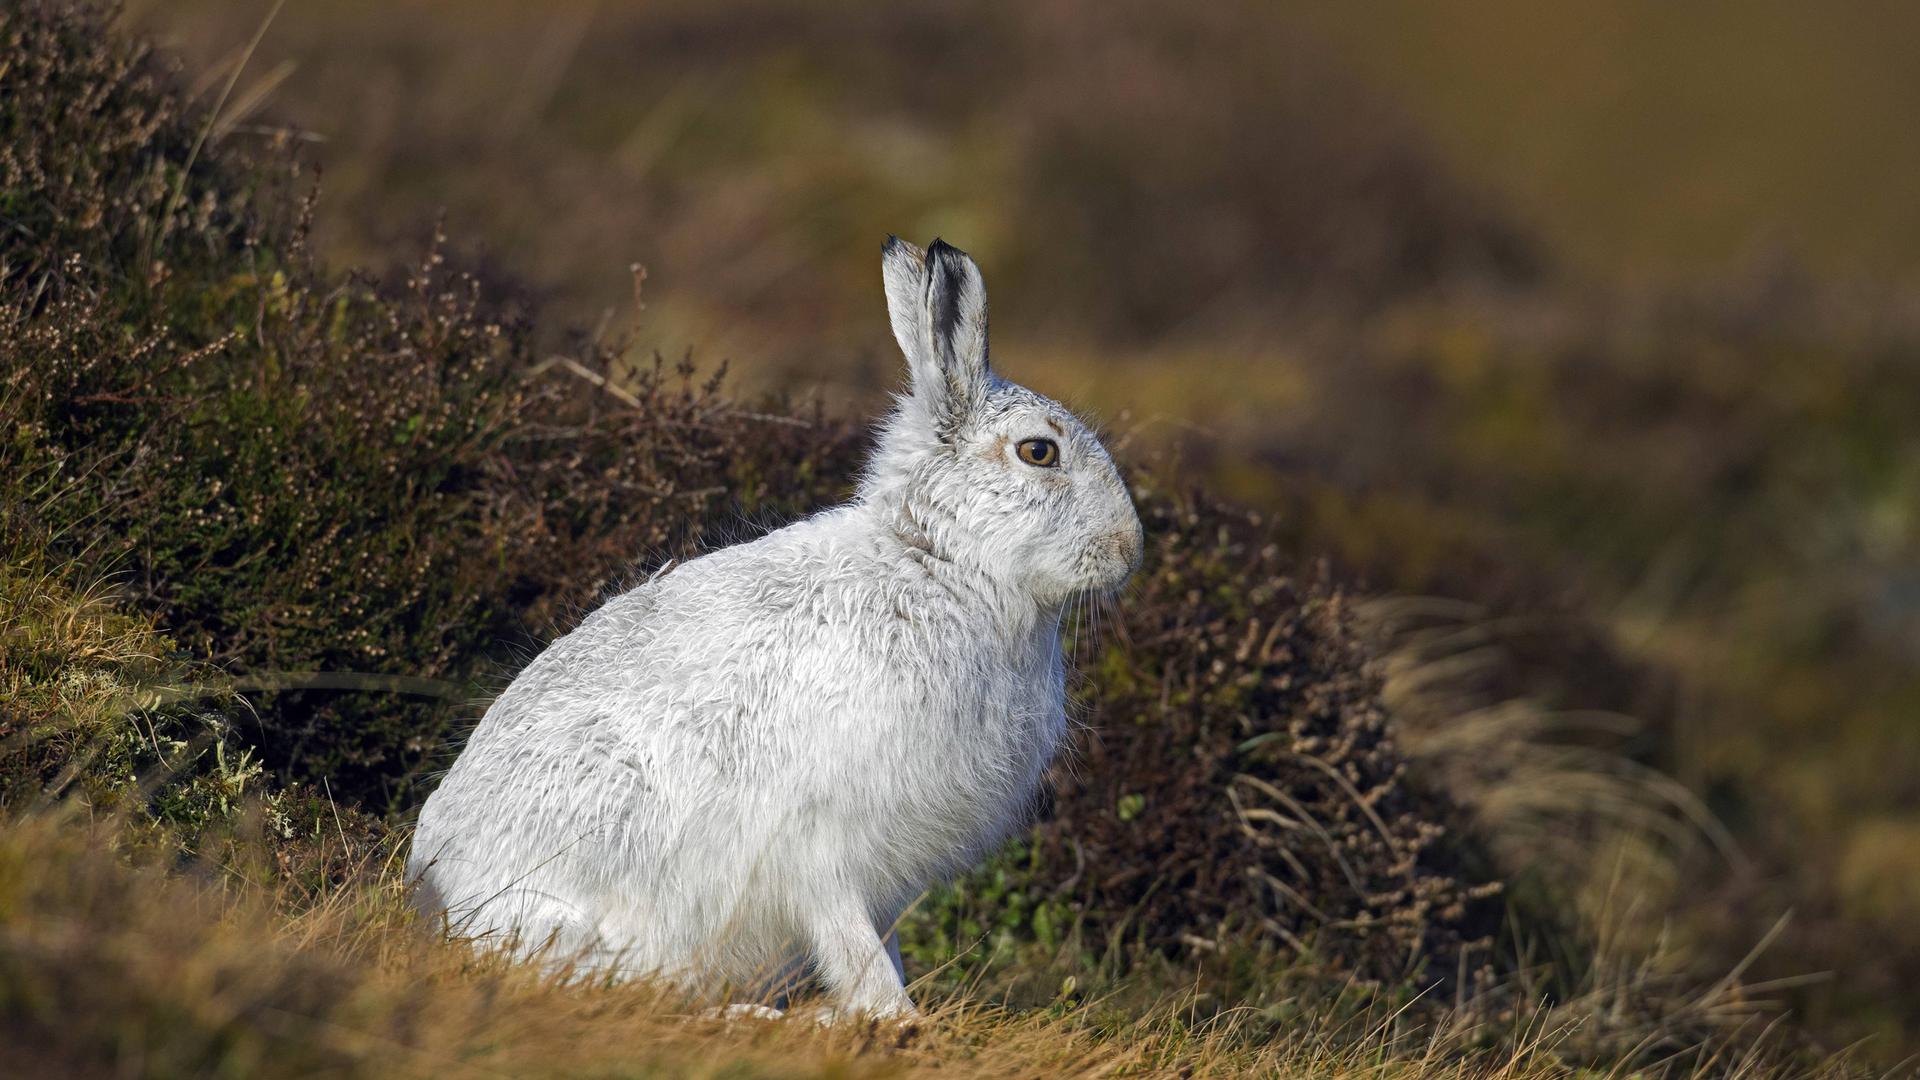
407;237;1143;1018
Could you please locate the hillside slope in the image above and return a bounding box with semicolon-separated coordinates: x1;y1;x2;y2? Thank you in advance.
0;4;1868;1076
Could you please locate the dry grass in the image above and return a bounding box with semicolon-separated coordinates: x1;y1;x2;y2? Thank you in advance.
1363;596;1735;886
0;812;1860;1080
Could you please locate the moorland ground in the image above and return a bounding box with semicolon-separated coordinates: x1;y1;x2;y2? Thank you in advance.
6;2;1919;1074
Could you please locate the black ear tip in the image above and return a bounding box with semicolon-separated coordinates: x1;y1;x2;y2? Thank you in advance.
925;237;970;264
883;234;901;253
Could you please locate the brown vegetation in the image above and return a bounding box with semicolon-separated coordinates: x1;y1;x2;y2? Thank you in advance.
2;1;1905;1074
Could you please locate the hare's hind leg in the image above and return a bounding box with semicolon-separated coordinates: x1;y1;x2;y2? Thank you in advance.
454;889;609;978
742;952;807;1011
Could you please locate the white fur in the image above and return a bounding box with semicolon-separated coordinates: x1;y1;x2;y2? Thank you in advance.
407;237;1143;1018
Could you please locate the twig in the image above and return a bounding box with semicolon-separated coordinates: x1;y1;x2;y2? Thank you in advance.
532;354;645;411
154;0;286;255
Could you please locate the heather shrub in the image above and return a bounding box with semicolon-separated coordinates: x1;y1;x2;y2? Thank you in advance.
1;3;1511;995
0;1;857;808
899;483;1509;1004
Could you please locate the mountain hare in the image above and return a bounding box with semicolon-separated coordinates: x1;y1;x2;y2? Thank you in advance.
408;238;1143;1018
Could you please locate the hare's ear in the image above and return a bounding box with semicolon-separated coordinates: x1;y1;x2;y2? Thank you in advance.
882;235;989;438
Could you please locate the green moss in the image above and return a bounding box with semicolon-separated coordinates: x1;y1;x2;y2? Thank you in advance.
0;530;265;838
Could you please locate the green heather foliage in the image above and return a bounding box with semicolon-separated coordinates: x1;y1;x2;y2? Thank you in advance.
1;2;855;808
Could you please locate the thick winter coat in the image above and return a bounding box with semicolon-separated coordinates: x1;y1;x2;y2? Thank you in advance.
408;238;1143;1017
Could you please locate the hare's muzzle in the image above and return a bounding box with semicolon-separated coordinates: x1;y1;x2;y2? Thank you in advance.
1091;522;1145;587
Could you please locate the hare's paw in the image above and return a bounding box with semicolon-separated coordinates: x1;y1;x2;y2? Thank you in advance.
803;999;921;1028
702;1002;786;1023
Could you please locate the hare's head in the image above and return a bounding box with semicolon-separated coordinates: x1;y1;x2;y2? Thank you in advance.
860;237;1142;608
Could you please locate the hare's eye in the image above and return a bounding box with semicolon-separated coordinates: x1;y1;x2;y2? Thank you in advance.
1016;438;1060;468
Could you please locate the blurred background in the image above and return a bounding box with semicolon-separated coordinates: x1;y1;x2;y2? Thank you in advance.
130;0;1920;1050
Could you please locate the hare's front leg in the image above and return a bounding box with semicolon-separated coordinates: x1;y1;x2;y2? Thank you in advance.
884;926;905;985
807;897;916;1020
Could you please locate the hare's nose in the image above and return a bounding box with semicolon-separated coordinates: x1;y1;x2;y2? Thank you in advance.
1101;523;1144;574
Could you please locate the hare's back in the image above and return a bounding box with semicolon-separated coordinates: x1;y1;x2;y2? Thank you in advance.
410;536;821;918
458;514;904;769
